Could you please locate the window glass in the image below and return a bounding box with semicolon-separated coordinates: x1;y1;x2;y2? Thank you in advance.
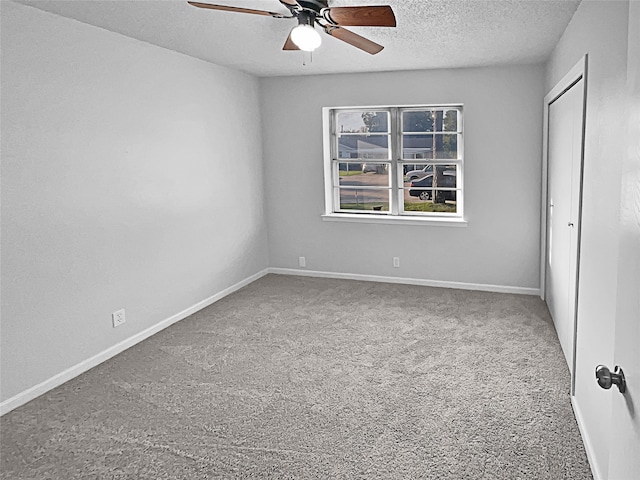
336;111;389;133
402;110;434;132
402;134;433;159
443;109;458;131
338;167;389;187
338;163;364;176
403;135;457;159
337;188;391;212
403;165;458;213
336;161;390;213
403;164;434;181
402;109;459;133
338;135;389;159
437;134;458;159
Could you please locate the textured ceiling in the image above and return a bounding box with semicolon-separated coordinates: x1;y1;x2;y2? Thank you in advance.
15;0;581;77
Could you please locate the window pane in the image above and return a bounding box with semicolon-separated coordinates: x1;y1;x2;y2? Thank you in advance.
404;164;458;214
402;110;433;132
403;193;458;214
402;134;433;159
336;111;389;133
403;109;459;133
338;135;389;159
443;109;458;132
404;165;457;190
436;134;458;159
338;188;390;212
402;163;424;175
403;163;434;181
338;167;389;187
338;162;364;176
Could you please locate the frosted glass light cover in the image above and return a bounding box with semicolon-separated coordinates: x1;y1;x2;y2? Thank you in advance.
290;24;321;52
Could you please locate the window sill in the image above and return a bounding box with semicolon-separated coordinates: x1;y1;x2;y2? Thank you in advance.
321;213;468;227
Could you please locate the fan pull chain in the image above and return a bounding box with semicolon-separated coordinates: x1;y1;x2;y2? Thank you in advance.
302;51;313;66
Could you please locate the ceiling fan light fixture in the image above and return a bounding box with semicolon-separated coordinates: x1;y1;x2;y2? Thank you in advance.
290;24;321;52
188;2;395;56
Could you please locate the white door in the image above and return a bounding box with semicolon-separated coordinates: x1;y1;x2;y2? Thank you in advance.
607;3;640;477
545;74;585;378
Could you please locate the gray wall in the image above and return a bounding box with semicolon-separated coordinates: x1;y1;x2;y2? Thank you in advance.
260;65;544;290
0;2;269;403
544;1;630;478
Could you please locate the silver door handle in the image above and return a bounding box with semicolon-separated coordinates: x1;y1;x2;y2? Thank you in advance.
568;222;574;227
595;365;626;394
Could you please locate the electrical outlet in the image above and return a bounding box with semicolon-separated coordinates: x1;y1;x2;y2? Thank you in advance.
299;256;306;268
112;309;126;328
393;257;400;268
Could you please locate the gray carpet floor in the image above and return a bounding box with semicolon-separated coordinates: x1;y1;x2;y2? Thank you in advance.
1;274;592;479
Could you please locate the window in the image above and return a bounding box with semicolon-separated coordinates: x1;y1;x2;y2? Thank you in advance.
323;105;464;223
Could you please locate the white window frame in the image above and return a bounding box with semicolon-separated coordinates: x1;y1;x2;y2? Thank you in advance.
322;104;466;226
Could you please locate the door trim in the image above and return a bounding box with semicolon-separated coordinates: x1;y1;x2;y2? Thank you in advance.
540;54;588;395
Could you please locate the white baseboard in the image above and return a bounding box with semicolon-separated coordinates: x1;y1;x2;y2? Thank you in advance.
571;396;604;480
0;269;269;417
267;267;541;296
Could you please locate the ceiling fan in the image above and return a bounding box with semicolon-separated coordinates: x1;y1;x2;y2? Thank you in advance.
188;1;396;55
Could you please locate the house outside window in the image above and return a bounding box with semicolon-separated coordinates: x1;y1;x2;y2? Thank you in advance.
323;105;464;223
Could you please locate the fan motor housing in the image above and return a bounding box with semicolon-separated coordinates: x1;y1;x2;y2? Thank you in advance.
296;0;328;14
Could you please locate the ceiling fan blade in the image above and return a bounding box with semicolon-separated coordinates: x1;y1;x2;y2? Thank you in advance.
323;6;396;27
279;0;301;7
188;2;285;18
324;26;384;55
283;32;300;50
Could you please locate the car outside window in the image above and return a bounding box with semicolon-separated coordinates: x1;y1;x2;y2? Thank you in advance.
324;105;463;221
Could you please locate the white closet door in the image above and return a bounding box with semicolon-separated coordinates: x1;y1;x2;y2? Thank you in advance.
545;77;585;374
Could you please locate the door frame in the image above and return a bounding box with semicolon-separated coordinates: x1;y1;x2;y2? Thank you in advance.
540;54;588;395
